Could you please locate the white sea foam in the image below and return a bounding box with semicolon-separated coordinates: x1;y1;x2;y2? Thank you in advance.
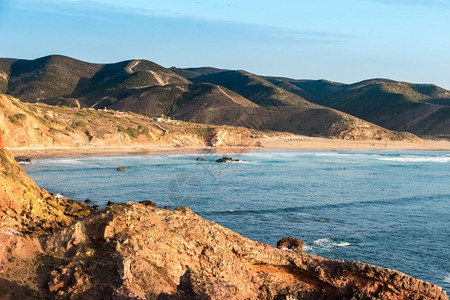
229;160;249;164
335;241;351;247
444;273;450;284
302;245;313;251
280;247;293;252
311;238;351;249
313;238;332;245
54;193;66;200
377;156;450;163
37;158;84;165
314;152;350;157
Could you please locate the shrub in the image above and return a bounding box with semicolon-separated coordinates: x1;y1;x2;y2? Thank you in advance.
75;121;87;128
118;126;139;138
137;125;150;136
8;113;27;125
187;127;210;138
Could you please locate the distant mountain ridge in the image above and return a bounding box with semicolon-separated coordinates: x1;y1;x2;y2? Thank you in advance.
265;77;450;137
1;55;446;139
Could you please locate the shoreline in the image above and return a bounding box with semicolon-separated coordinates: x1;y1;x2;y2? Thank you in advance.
6;136;450;158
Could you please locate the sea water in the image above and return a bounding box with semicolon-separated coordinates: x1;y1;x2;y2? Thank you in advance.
22;149;450;291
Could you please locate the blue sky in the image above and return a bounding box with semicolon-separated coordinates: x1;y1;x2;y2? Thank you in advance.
1;0;449;88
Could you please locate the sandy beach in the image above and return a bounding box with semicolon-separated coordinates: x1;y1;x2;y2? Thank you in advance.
261;136;450;151
5;135;450;158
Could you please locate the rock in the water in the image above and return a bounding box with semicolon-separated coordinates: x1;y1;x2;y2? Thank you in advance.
216;156;246;163
196;157;206;161
116;167;126;171
84;199;92;204
138;200;157;208
92;205;99;210
216;156;233;163
277;236;304;251
14;156;32;163
107;201;116;206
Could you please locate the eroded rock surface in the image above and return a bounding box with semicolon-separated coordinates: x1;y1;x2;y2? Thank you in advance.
40;204;448;299
277;237;304;251
208;126;261;147
0;147;92;236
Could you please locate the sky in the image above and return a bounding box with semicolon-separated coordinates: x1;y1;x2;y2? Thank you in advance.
0;0;449;88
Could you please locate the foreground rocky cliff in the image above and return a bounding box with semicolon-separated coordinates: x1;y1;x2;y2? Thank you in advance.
42;204;448;299
0;143;447;299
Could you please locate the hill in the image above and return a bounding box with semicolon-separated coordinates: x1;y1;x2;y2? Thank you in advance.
0;55;422;140
0;94;263;150
267;77;450;138
173;68;313;107
0;55;190;104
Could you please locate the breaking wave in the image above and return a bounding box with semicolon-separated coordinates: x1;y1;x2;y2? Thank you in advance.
303;238;352;252
444;273;450;284
376;156;450;163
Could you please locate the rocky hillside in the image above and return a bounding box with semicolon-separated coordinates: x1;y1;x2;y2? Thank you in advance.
0;94;260;149
266;77;450;138
41;204;448;299
0;55;422;140
0;148;91;236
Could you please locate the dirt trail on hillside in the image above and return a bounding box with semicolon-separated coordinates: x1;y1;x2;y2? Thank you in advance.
217;86;240;104
126;60;140;74
406;106;441;128
149;71;166;86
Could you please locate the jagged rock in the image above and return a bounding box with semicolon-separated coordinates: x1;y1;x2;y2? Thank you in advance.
208;126;259;147
14;156;31;163
216;157;233;163
107;201;116;206
277;237;304;251
116;167;126;172
92;205;99;211
216;157;246;163
196;157;206;161
84;199;92;204
38;204;448;299
138;200;157;208
0;148;92;235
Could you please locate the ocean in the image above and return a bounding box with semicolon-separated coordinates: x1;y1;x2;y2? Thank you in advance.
22;149;450;291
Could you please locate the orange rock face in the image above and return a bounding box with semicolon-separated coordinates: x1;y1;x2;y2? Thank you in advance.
208;126;260;147
41;204;448;299
0;147;92;235
0;126;3;148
